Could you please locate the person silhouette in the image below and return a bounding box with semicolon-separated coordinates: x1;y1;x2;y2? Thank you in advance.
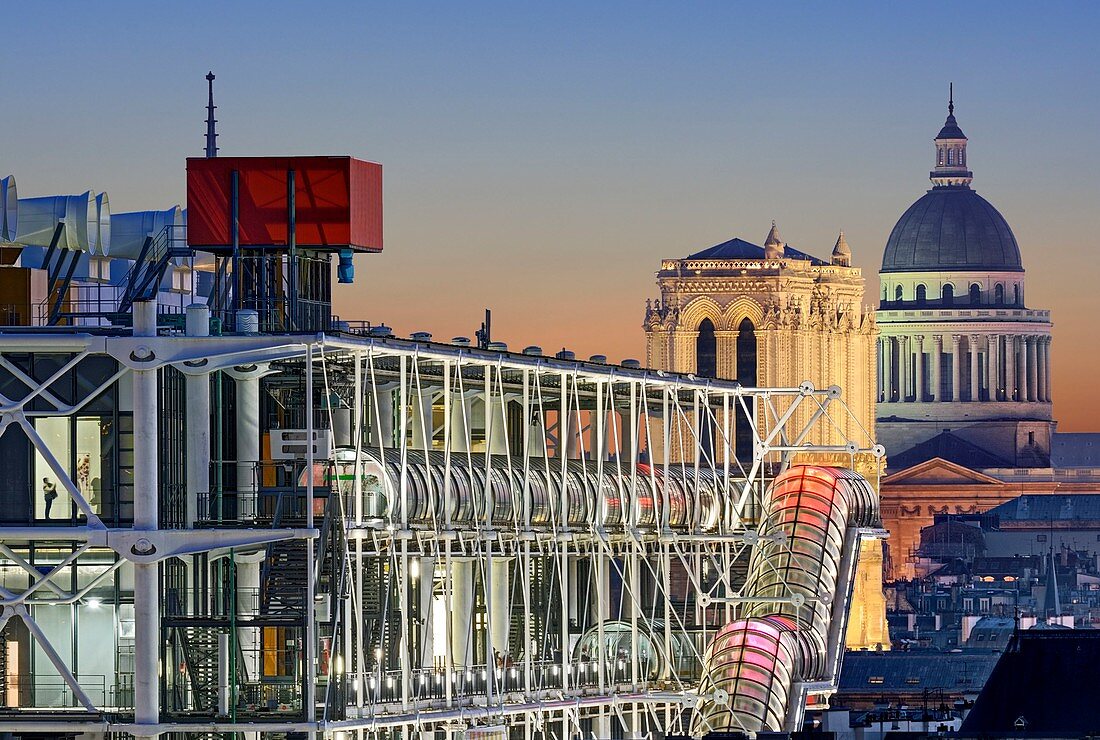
42;477;58;519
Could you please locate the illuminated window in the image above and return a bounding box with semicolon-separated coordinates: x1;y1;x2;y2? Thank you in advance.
868;676;884;685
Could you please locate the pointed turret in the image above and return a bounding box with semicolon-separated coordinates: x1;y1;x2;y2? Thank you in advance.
832;230;852;267
764;220;784;260
204;71;218;158
930;83;972;188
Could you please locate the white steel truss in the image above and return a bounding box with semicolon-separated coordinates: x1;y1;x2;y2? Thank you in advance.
0;306;883;739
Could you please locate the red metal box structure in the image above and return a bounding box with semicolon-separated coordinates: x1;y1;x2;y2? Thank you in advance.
186;156;382;252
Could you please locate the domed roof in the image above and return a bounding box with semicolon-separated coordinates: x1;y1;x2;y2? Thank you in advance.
881;187;1023;273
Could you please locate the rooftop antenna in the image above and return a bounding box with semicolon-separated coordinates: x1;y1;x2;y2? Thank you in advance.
205;71;218;158
476;308;492;349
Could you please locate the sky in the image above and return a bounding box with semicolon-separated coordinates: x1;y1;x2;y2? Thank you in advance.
4;1;1100;431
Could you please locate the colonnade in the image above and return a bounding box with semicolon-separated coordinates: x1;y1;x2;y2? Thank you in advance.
878;333;1051;404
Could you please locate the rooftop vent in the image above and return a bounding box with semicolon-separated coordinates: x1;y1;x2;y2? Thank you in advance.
522;345;543;356
452;336;471;346
621;358;641;368
556;349;576;361
487;341;508;351
410;331;433;342
589;354;607;364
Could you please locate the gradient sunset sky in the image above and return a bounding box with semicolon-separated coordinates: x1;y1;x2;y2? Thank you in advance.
5;2;1099;430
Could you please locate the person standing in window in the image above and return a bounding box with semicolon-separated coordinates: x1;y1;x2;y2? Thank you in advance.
42;477;58;519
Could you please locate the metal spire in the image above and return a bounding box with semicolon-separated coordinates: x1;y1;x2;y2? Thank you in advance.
205;71;218;158
948;82;954;117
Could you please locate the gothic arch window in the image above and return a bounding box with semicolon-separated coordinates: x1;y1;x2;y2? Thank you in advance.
895;285;904;303
916;284;927;305
696;319;717;379
994;283;1005;305
735;318;757;461
942;283;954;306
969;283;982;305
1013;284;1021;306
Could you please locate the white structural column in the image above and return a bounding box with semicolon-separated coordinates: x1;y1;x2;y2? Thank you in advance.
410;386;435;450
987;334;999;401
969;334;980;402
489;557;513;656
1006;335;1018;401
184;304;210;528
235;369;261;519
931;335;943;402
914;336;925;401
131;301;159;739
1026;336;1038;402
951;334;961;402
449;559;475;666
235;551;264;681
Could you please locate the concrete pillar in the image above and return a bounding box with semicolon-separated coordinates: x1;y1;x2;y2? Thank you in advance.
914;336;925;401
1026;336;1038;402
951;334;961;402
449;559;475;667
931;335;943;402
131;300;160;739
185;304;210;528
235;371;260;519
1007;336;1018;401
986;334;999;402
969;334;980;402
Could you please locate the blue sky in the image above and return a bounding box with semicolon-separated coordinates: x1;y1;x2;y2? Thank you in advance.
5;1;1099;427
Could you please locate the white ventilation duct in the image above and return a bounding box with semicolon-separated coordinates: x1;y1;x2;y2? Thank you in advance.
0;176;16;243
109;206;183;259
15;191;101;253
94;192;111;256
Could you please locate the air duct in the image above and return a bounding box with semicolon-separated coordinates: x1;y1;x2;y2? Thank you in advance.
0;176;16;243
94;192;111;255
15;191;102;253
692;465;880;735
109;206;183;259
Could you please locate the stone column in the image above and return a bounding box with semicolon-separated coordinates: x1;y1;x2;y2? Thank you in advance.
1027;336;1039;402
1006;336;1017;401
931;335;943;402
714;331;738;381
898;336;910;402
1042;337;1053;402
951;334;962;402
883;336;894;402
914;335;925;401
969;334;980;402
1019;336;1031;402
986;334;999;402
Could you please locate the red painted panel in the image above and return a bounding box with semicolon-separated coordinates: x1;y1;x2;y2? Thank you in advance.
185;156;382;252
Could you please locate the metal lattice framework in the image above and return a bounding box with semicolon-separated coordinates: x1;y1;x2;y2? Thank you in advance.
0;309;883;739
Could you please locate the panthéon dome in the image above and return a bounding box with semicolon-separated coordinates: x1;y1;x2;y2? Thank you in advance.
881;92;1023;274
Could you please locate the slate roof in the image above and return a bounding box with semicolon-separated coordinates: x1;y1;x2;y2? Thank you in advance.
984;494;1100;525
686;237;828;265
1050;432;1100;468
960;630;1100;736
837;650;1000;697
887;431;1011;472
881;187;1023;274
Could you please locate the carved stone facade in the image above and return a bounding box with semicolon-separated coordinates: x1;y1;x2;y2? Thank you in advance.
643;225;889;650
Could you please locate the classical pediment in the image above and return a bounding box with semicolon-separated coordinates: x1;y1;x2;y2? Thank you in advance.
884;457;1004;486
